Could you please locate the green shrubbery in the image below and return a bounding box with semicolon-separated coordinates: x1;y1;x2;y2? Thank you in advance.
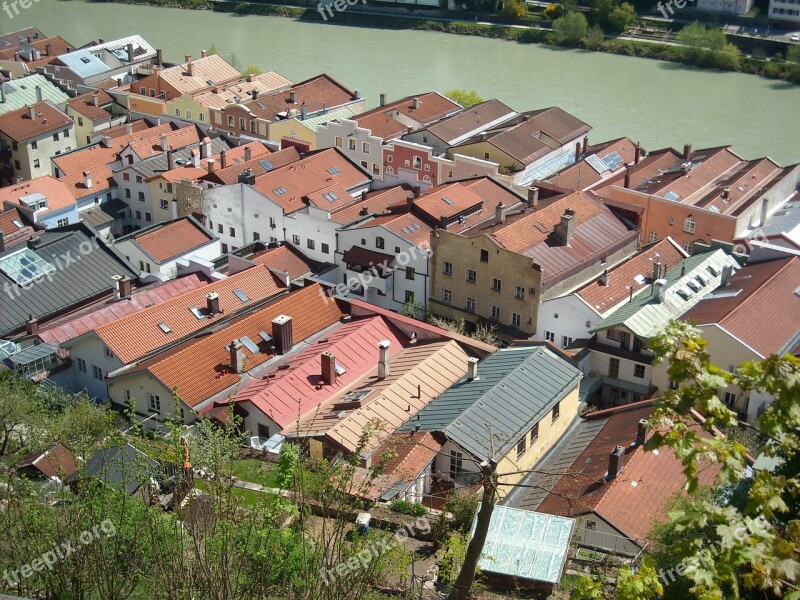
389;499;427;516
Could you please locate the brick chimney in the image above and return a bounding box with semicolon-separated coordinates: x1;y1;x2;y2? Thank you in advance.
575;141;582;162
45;42;51;56
289;91;297;104
220;150;227;169
207;158;215;173
634;141;641;165
167;149;174;171
413;185;420;199
206;292;220;315
201;49;207;58
228;340;244;374
607;445;625;480
624;166;631;189
377;339;390;379
25;314;38;336
244;146;252;161
527;186;539;208
272;315;293;355
582;135;588;155
554;208;575;246
321;351;336;386
683;143;692;161
127;42;134;63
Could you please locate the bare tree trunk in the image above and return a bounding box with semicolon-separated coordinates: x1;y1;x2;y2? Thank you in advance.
446;462;497;600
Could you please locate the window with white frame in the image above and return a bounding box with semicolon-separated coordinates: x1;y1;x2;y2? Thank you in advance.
490;305;500;320
684;217;696;233
512;313;521;328
545;331;555;343
465;297;476;312
443;261;453;276
443;288;452;304
92;366;103;380
149;394;161;412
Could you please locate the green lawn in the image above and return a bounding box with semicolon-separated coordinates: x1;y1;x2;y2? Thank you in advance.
194;479;281;508
228;458;279;489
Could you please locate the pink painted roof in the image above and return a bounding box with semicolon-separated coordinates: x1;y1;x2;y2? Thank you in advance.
38;274;208;345
232;315;407;428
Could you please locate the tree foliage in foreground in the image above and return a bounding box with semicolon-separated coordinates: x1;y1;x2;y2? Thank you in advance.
444;89;485;108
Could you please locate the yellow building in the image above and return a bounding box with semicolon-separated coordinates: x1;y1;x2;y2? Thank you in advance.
268;106;355;151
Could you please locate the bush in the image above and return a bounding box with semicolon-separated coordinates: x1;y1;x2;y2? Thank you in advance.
542;3;562;19
503;0;527;19
443;489;479;533
552;11;589;46
582;24;605;49
390;499;427;516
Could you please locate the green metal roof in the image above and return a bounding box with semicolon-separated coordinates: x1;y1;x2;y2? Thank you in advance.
298;106;356;131
590;249;740;338
472;504;574;584
399;345;582;461
0;74;69;115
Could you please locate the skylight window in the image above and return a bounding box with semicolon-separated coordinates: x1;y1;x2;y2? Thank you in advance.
233;288;250;303
240;336;260;354
686;280;701;292
707;265;721;276
323;192;338;202
259;160;272;171
442;197;454;205
189;306;205;320
335;362;346;376
0;248;55;285
327;167;341;175
664;191;681;201
273;187;287;196
158;323;172;334
676;288;692;301
258;331;272;344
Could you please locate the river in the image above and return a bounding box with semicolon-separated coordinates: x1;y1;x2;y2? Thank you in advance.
8;0;800;164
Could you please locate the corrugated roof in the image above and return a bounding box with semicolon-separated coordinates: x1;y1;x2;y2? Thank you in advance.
590;250;741;338
191;71;293;110
424;99;516;145
83;35;156;62
57;49;110;79
400;346;582;461
297;106;355;131
0;74;69;115
155;54;241;96
0;225;138;336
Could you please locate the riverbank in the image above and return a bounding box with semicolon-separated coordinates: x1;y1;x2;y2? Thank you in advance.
93;0;800;84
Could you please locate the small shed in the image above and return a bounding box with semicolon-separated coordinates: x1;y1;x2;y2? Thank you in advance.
469;504;575;593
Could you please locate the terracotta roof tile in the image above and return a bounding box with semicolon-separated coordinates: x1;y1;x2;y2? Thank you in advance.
143;283;345;409
38;274;208;345
131;218;214;263
359;211;433;247
0;100;71;143
243;74;356;121
355;92;461;139
59;164;115;200
234;315;406;428
101;119;154;139
126;125;204;160
95;265;286;364
155;54;242;96
251;148;369;215
425;99;516;144
375;431;443;483
683;256;800;356
191;71;293;110
0;206;31;235
0;176;76;213
576;238;687;315
546;137;639;191
331;185;411;225
248;244;314;280
203;146;300;185
66;90;114;122
16;443;77;479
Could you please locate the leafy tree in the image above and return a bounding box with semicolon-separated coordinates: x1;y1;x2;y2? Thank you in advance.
427;315;498;347
502;0;527;19
583;24;606;49
552;11;589;45
206;44;218;56
617;558;665;599
400;298;425;319
241;64;263;77
620;320;800;599
607;2;636;33
786;44;800;64
444;89;485;108
569;574;604;599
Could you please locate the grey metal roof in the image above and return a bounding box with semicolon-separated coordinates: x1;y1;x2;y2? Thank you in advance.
67;443;158;495
399;345;582;462
127;137;230;179
84;35;156;63
0;225;137;336
761;201;800;240
590;249;741;338
58;49;110;79
79;199;128;229
0;74;69;115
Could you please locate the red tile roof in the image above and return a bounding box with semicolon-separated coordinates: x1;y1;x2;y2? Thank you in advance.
131;218;214;263
202;146;301;185
0;206;31;235
330;185;411;225
243;74;356;121
0;176;76;214
16;443;77;479
425;99;516;144
59;165;115;200
358;211;433;248
682;256;800;357
102;119;156;139
0;101;71;143
248;244;314;280
251;148;369;215
233;315;407;428
139;283;345;409
66;90;114;122
38;274;208;345
0;36;73;68
355;92;461;140
576;237;687;315
415;181;484;222
537;402;719;545
546;137;639;191
126;124;205;160
95;265;286;364
374;431;442;482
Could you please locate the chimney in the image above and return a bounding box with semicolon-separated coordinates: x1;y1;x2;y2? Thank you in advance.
83;171;93;189
683;143;692;161
607;445;625;480
467;357;478;381
359;206;369;217
238;168;255;185
34;85;42;103
722;188;730;200
26;36;32;44
167;149;174;171
289;90;297;104
160;134;168;152
126;122;133;135
413;185;421;199
623;166;631;189
244;146;252;161
120;277;132;298
321;351;336;385
207;158;216;173
378;339;391;379
91;92;99;107
220;150;227;169
228;340;244;374
575;141;581;162
412;97;420;109
300;104;307;120
250;89;259;101
379;93;386;107
200;137;211;159
582;135;588;155
527;186;539;208
187;60;194;77
406;194;414;211
191;148;200;168
361;189;368;202
495;202;506;225
652;258;662;281
1;83;5;104
636;419;649;446
554;209;575;246
25;314;38;336
201;49;207;58
272;315;293;355
156;48;163;66
0;231;4;252
600;269;609;286
206;292;220;315
634;141;641;165
111;275;123;300
721;264;733;286
653;278;667;303
45;42;51;56
440;215;448;229
127;42;134;63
